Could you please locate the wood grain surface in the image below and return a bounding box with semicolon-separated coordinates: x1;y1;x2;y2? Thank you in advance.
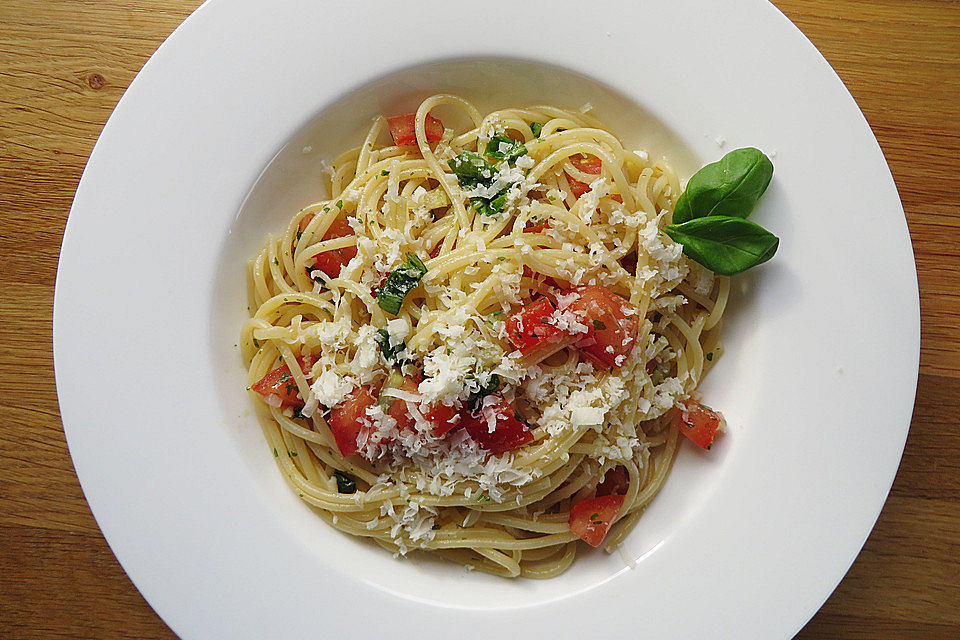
1;1;957;638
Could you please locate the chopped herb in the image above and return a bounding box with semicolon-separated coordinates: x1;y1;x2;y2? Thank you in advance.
374;328;407;364
299;492;304;497
292;407;306;419
530;122;544;137
466;373;501;411
273;258;279;266
706;352;713;361
376;254;428;315
335;200;343;209
273;448;278;458
323;206;330;213
496;256;506;262
699;403;714;411
253;339;261;349
289;451;298;457
278;372;290;384
432;524;441;530
485;135;527;164
381;170;390;176
333;471;356;494
296;229;303;241
592;319;607;331
476;494;491;502
447;151;514;217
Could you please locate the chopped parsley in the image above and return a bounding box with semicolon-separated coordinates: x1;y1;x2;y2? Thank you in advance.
335;200;343;209
529;122;544;137
592;319;607;331
381;170;390;176
376;254;428;315
706;352;713;361
333;471;356;494
447;151;515;217
466;373;501;411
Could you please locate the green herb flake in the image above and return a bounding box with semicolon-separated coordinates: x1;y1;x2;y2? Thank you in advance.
374;328;407;364
484;135;527;164
253;339;261;349
381;170;390;176
706;352;713;361
334;471;356;494
432;524;441;530
592;319;607;331
335;200;343;209
530;122;544;137
477;494;491;502
273;258;279;266
273;448;279;458
376;254;428;315
289;451;298;457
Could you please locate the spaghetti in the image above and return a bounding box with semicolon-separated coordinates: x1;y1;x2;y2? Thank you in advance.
241;95;728;578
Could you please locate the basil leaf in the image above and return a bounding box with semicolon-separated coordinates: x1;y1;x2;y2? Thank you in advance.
529;122;544;138
663;216;779;276
376;254;428;315
333;471;356;494
673;147;773;224
485;136;527;164
447;151;495;187
374;328;407;365
470;192;508;217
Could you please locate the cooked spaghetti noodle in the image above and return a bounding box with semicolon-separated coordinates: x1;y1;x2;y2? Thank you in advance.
241;95;728;578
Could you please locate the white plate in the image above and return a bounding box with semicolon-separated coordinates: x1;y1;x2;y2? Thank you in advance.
54;0;919;638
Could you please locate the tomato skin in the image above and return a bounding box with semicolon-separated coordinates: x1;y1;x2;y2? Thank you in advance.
596;465;630;497
251;356;314;408
674;399;725;450
299;216;358;279
387;113;445;146
328;386;378;457
569;494;624;547
561;285;639;370
462;398;534;455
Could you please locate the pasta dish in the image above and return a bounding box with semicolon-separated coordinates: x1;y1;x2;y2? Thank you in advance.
241;94;775;578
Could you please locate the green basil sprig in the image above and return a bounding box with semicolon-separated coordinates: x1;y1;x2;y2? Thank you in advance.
664;147;778;275
672;147;773;224
375;254;427;315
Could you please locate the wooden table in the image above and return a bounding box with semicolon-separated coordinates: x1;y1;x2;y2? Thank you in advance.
1;1;957;637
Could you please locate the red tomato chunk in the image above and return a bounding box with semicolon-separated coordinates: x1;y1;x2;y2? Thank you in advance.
462;397;534;455
387;113;445;146
327;386;378;457
251;356;315;408
561;285;639;370
299;216;358;280
674;399;725;450
569;494;624;547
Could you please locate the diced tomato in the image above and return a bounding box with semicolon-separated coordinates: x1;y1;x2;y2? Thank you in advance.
300;216;357;279
596;465;630;497
462;397;534;455
571;154;603;175
387;113;445;146
251;356;315;408
327;386;378;457
566;175;593;199
569;494;624;547
382;375;420;434
673;399;725;450
424;401;461;437
506;297;578;365
560;285;639;370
